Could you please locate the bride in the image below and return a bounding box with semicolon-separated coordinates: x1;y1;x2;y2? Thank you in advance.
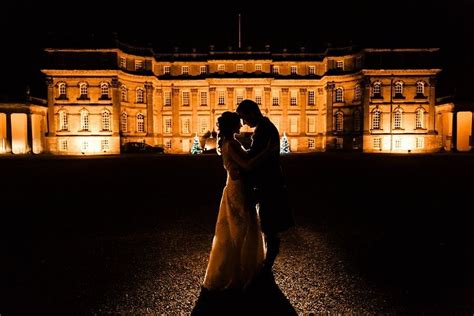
202;111;274;291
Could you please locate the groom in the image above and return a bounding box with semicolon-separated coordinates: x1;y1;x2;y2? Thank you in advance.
237;99;294;274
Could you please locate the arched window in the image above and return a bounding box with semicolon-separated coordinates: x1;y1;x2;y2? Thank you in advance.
371;108;381;129
79;82;88;98
136;88;145;103
335;87;344;103
394;107;403;129
121;112;128;132
394;81;404;97
121;85;128;102
415;108;424;129
137;113;145;132
335;110;344;132
58;82;67;98
353;109;361;132
80;109;89;131
416;81;425;96
100;82;110;99
354;84;361;101
58;110;68;131
101;110;111;131
373;82;382;98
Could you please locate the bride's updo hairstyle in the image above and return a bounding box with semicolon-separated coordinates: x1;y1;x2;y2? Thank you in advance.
217;111;240;155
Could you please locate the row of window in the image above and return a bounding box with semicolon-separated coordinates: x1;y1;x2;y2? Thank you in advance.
373;137;425;150
371;107;425;130
372;81;426;98
59;139;110;152
58;110;114;132
119;57;344;74
57;82;111;100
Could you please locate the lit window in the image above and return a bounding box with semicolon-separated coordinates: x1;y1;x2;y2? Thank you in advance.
394;108;403;129
308;91;315;105
165;139;172;149
308;138;315;149
272;66;279;74
218;91;225;105
291;66;297;75
136;88;145;103
335;111;344;132
255;64;262;72
307;116;316;133
290;90;297;106
198;116;209;134
255;89;262;105
80;110;89;131
137;113;145;132
102;110;111;131
336;60;344;70
79;83;88;98
200;91;207;106
100;82;109;99
135;60;144;71
163;117;172;134
58;82;67;97
59;110;68;131
181;117;191;134
236;64;244;72
182;91;190;106
308;66;316;75
415;108;424;129
416;81;425;95
272;90;279;106
373;82;382;97
164;66;170;75
101;139;109;152
395;138;402;149
372;109;381;129
182;66;189;75
121;85;128;102
121;112;128;132
81;140;88;152
217;64;225;72
335;88;344;103
200;66;208;74
373;138;381;149
59;139;68;151
120;57;126;68
394;81;404;96
416;137;424;149
164;91;171;106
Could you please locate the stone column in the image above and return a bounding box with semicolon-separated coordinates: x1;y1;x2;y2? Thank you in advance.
209;88;216;131
191;88;198;134
227;87;234;111
27;113;33;153
325;82;335;134
362;78;371;151
111;78;120;136
428;77;436;134
46;77;56;136
299;88;307;135
264;87;271;113
172;87;180;140
245;87;253;100
145;82;155;137
155;88;163;140
6;113;12;153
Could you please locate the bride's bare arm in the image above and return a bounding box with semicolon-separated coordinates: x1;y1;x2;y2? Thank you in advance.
228;140;277;171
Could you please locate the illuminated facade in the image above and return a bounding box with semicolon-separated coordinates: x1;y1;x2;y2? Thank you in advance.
39;43;446;154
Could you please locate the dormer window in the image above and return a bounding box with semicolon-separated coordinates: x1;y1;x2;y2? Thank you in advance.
291;66;297;75
200;65;208;74
57;82;67;99
394;81;404;98
236;64;244;72
182;66;189;75
100;82;110;100
217;64;225;72
163;66;170;75
336;60;344;71
272;66;280;75
135;60;144;71
78;82;89;100
119;57;126;68
308;66;316;75
372;82;382;99
255;64;262;72
415;81;426;98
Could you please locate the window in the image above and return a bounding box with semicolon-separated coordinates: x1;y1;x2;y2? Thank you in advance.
394;138;402;149
255;89;262;105
354;84;361;101
373;138;382;149
120;57;126;68
335;87;344;103
163;117;172;134
218;64;225;72
236;64;244;72
59;111;68;131
336;60;344;71
290;90;297;106
80;110;89;131
182;66;189;75
255;64;262;72
137;113;145;132
101;139;109;152
272;90;279;106
198;116;209;134
372;109;381;129
79;82;88;98
163;66;170;75
218;91;225;105
272;66;279;74
165;139;172;150
394;108;403;129
182;91;190;106
373;82;382;98
394;81;404;97
181;117;191;134
81;140;88;152
58;82;67;98
200;91;208;106
59;139;68;151
335;111;344;132
291;66;297;75
307;116;316;133
308;66;316;75
308;91;315;106
416;81;425;96
136;88;145;103
121;85;128;102
100;82;110;99
415;108;424;129
163;91;171;106
236;90;244;106
289;116;298;133
135;60;144;71
308;138;315;149
102;110;111;131
416;137;424;149
200;65;208;74
121;112;128;132
353;110;361;132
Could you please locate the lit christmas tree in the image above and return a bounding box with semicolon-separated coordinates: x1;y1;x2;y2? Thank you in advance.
191;134;203;154
280;132;290;154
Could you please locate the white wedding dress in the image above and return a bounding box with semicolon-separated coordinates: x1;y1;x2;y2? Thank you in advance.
203;139;265;290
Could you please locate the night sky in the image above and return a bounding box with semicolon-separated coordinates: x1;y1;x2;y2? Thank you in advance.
1;0;473;100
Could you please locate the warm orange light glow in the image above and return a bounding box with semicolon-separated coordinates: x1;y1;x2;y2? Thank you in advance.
0;113;6;153
11;113;28;154
457;112;472;152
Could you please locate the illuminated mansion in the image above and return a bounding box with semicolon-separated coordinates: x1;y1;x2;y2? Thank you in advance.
0;42;459;155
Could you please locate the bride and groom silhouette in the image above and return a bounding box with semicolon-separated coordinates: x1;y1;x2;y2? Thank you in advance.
192;99;296;315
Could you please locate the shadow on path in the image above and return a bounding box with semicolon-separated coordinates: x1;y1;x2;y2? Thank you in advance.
192;270;297;315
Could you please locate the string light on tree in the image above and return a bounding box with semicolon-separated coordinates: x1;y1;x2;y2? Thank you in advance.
191;134;203;154
280;132;290;154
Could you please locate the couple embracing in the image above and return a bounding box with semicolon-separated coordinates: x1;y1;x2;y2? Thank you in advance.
202;99;294;292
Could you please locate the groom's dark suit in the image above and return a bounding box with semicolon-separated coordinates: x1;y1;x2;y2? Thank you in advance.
247;117;294;236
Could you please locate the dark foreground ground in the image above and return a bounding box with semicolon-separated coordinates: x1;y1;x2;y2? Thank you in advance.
1;152;474;315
